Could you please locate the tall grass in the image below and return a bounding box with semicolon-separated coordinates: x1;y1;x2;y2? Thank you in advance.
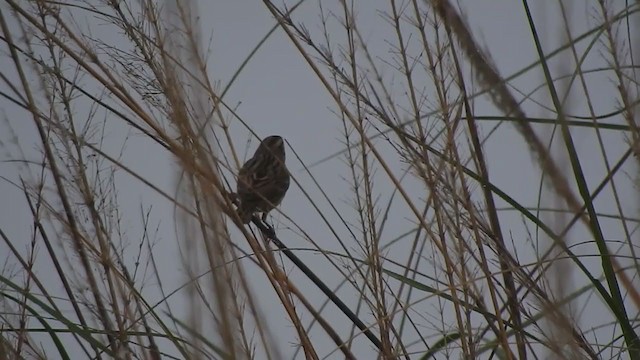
0;0;639;359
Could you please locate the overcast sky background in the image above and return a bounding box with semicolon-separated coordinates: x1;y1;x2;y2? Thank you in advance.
0;0;638;358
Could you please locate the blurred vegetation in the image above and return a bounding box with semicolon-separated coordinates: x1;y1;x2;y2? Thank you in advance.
0;0;639;359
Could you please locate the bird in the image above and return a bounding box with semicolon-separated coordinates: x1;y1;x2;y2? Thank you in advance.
236;135;290;224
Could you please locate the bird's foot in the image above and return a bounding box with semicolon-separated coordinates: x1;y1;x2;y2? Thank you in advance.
228;192;239;205
260;214;276;238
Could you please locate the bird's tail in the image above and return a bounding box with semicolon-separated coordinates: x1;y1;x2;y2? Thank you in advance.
236;205;253;224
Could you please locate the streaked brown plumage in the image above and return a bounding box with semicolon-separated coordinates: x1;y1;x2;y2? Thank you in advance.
236;135;290;224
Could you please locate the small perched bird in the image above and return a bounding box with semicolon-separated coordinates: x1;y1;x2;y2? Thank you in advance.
236;135;290;224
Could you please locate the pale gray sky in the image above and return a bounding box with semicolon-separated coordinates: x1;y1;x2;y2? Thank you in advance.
0;0;638;359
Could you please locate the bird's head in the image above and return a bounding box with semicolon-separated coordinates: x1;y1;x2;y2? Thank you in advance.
257;135;286;160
